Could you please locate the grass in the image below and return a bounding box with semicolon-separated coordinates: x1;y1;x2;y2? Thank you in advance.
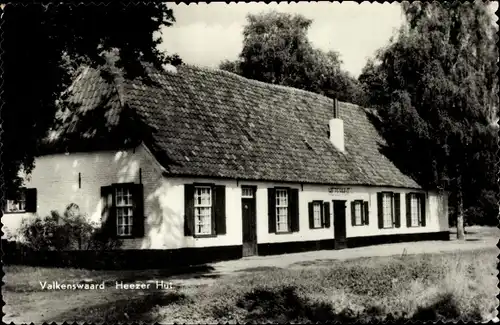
4;247;498;323
155;248;498;323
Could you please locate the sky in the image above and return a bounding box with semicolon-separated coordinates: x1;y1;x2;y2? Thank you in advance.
158;2;405;78
158;2;498;78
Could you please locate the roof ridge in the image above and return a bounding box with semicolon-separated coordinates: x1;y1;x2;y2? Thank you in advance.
177;63;336;103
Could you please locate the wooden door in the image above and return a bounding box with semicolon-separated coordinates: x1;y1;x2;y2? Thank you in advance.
242;186;257;257
333;200;347;250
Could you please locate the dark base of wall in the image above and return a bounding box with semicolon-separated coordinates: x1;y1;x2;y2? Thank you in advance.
258;231;450;256
2;240;242;270
3;231;449;269
346;231;450;248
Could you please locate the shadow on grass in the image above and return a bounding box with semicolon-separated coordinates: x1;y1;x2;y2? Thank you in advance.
232;286;358;323
410;293;482;322
228;287;484;323
290;259;341;268
235;266;284;273
45;290;189;323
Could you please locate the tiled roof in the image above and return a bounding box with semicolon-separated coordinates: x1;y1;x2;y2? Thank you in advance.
50;61;421;189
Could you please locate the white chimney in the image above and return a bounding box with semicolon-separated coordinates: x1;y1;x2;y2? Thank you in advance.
329;99;345;153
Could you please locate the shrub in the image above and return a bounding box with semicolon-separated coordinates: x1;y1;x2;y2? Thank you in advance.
17;203;121;251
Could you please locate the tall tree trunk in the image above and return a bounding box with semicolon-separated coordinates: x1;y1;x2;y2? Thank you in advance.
456;176;465;240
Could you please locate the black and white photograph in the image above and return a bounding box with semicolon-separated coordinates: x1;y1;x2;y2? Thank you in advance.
1;1;499;323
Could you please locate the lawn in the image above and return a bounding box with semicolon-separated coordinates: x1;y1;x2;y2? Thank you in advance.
4;247;498;323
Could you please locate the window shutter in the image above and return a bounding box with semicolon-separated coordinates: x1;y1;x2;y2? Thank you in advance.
363;201;369;225
132;184;144;238
323;202;331;228
214;185;226;235
100;186;116;237
268;188;276;233
308;202;314;228
25;188;37;212
350;201;356;226
377;192;383;229
184;184;195;236
419;193;426;226
394;193;401;228
289;188;299;232
406;193;411;227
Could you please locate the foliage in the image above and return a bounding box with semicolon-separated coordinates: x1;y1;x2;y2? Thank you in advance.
358;2;498;227
219;10;367;105
18;203;121;251
1;3;180;199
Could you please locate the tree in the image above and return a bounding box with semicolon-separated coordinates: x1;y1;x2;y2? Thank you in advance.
1;3;181;200
359;1;498;238
219;11;366;105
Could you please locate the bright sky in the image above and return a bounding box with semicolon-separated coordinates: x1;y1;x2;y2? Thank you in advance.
158;2;498;78
158;2;405;78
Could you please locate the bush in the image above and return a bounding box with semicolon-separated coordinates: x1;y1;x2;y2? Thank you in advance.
18;203;121;251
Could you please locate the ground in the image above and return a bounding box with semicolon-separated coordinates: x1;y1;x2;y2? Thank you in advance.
3;226;499;323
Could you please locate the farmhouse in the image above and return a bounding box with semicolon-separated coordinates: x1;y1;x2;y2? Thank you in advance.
2;58;449;263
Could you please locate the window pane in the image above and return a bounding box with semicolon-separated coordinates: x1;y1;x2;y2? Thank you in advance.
382;194;392;227
410;194;420;226
313;202;322;228
355;202;362;225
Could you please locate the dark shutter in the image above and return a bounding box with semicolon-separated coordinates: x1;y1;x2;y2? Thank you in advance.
394;193;401;228
406;193;412;227
184;184;195;236
100;186;116;237
289;188;299;232
377;192;383;229
363;201;369;225
350;201;356;226
419;193;426;226
323;202;331;228
308;202;314;229
214;185;226;235
268;188;276;233
132;184;144;238
25;188;37;212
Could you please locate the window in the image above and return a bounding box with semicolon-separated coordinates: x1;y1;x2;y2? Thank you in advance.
101;183;144;238
406;193;425;227
410;194;420;226
313;202;322;228
184;184;226;238
351;200;369;226
116;186;133;236
354;201;362;225
276;189;289;232
242;187;253;198
5;188;36;213
194;186;212;235
7;191;26;213
382;193;394;228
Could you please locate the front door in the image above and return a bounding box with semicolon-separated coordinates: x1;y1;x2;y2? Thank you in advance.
333;200;347;250
242;186;257;257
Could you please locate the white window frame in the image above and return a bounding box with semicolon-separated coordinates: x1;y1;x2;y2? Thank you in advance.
353;200;363;226
382;192;394;228
409;193;422;227
275;189;289;233
194;186;212;236
6;190;26;213
115;186;134;236
313;201;323;228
